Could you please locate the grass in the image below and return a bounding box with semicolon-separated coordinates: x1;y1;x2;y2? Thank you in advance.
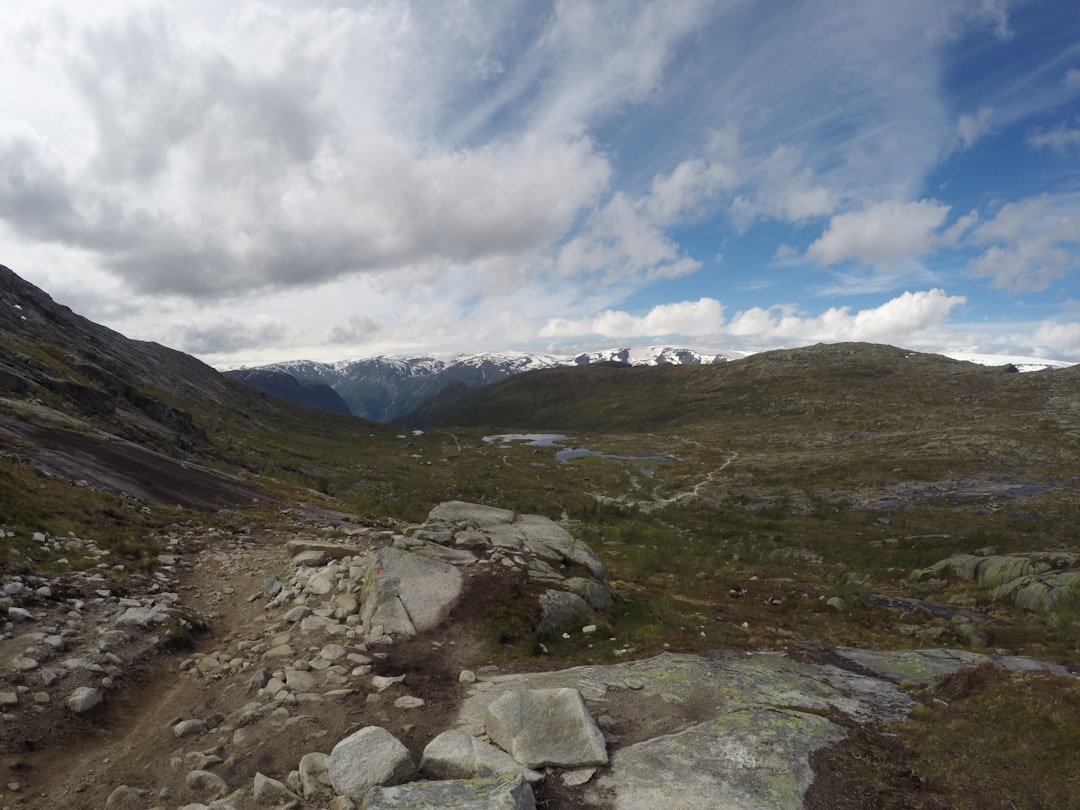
807;662;1080;809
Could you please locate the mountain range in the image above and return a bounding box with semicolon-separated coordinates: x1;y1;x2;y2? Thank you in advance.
225;347;740;421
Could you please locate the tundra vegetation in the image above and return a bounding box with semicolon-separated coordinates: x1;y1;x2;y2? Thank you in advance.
2;334;1079;806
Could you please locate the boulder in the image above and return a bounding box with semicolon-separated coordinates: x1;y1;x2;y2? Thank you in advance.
420;730;543;783
361;775;536;810
536;591;591;635
329;726;415;802
484;688;607;769
360;548;464;641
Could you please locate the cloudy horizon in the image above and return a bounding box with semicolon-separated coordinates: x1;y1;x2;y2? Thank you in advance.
2;1;1079;368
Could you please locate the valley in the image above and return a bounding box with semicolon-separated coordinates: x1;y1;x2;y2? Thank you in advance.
2;266;1079;808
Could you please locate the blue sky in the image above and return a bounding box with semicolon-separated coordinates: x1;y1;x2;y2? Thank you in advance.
1;0;1079;366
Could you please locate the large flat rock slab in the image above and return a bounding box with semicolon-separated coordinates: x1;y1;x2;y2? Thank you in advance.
592;706;842;810
456;651;923;809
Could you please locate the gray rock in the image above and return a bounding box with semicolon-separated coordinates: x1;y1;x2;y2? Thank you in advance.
421;730;543;783
115;607;169;627
253;772;300;806
536;590;591;635
594;706;841;809
826;596;847;611
105;784;145;810
514;514;607;580
185;770;228;798
427;501;517;528
8;607;33;622
286;539;359;559
564;577;614;610
329;726;415;802
292;550;329;568
174;718;209;738
67;686;103;713
361;775;536;810
360;548;464;641
0;692;17;707
992;571;1080;613
484;688;607;769
299;752;333;798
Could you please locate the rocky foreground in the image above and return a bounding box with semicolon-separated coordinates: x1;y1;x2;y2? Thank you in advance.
1;502;1074;810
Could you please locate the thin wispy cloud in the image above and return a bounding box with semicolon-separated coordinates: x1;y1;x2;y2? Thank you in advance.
0;0;1078;365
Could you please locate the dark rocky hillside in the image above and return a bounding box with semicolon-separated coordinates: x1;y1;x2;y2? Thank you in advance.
225;368;352;415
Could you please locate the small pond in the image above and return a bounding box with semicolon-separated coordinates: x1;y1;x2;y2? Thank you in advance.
484;433;680;467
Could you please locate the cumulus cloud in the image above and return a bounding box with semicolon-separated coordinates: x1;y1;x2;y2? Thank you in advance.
541;289;965;344
541;297;725;338
726;289;966;342
968;194;1080;291
806;200;951;266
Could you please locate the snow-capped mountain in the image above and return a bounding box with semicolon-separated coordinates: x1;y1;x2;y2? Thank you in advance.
230;346;737;422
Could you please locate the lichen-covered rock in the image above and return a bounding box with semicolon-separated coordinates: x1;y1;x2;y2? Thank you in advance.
991;571;1080;613
594;706;841;809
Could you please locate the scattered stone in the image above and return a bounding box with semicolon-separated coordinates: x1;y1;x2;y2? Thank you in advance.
299;752;334;798
105;784;145;810
561;768;595;787
826;596;847;611
393;695;425;709
174;718;208;738
67;687;103;714
185;769;228;799
292;550;328;568
372;674;406;692
253;772;300;806
115;607;169;627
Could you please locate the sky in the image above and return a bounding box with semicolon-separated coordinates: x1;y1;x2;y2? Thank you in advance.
2;0;1080;368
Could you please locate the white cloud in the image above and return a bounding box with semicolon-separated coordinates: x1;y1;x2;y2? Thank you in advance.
1027;120;1080;152
1033;320;1080;355
540;289;964;345
541;297;725;339
957;106;994;149
726;289;965;342
968;194;1080;291
806;200;951;266
1066;68;1080;89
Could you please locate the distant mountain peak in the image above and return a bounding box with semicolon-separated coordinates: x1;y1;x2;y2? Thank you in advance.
236;346;736;422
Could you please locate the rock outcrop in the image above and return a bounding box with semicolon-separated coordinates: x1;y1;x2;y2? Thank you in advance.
913;550;1080;612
